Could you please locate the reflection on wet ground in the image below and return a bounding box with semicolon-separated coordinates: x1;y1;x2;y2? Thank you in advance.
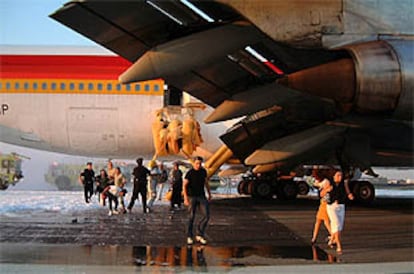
0;243;336;270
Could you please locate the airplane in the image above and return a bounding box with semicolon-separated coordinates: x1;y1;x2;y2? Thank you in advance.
0;45;232;160
1;0;413;203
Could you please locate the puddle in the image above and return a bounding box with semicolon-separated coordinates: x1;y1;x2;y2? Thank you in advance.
0;243;336;269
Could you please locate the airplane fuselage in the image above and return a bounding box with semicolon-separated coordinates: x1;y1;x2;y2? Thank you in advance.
0;50;226;159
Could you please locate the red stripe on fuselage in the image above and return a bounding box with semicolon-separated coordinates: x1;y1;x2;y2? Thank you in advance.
0;55;132;80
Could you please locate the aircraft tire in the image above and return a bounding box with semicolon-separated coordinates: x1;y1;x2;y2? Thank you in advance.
247;180;255;196
352;181;375;204
55;175;71;190
252;180;272;199
276;181;298;200
296;181;310;195
237;180;247;195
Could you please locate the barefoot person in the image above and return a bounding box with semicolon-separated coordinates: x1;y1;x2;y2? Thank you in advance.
311;169;331;244
326;170;354;254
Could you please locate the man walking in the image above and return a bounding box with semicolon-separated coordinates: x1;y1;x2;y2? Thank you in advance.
127;158;150;213
79;162;95;203
183;156;212;245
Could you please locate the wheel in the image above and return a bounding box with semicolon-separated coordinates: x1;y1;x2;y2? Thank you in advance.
276;180;298;200
352;181;375;204
253;180;272;199
0;178;8;190
237;180;246;195
296;181;310;195
247;180;255;195
55;175;71;190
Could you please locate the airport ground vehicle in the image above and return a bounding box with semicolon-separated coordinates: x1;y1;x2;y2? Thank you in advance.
45;161;134;191
0;152;29;190
237;166;375;204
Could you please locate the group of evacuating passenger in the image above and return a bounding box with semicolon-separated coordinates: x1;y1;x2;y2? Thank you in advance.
79;156;211;245
310;167;354;254
79;161;128;214
80;159;353;249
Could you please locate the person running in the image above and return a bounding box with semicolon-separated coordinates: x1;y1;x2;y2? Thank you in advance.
170;161;183;211
156;162;169;201
127;158;150;214
113;167;127;214
95;169;110;206
147;160;161;211
107;160;116;185
79;162;95;203
326;169;354;254
183;156;212;245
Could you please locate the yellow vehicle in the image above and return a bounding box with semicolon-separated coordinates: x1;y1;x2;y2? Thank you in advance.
0;152;29;190
45;161;134;191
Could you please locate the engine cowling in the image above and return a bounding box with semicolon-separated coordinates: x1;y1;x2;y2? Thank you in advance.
344;39;413;120
280;39;413;121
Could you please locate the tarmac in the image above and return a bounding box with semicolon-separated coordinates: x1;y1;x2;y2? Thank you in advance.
0;195;413;273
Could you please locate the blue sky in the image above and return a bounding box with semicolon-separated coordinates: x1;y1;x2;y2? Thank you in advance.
0;0;95;46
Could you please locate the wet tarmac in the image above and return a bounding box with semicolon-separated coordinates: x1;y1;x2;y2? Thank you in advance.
0;194;413;272
0;243;336;269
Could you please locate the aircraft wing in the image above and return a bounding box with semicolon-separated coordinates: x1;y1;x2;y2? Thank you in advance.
50;0;343;107
51;0;413;172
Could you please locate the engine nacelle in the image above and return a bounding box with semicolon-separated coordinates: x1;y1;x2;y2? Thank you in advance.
345;39;413;120
280;39;413;121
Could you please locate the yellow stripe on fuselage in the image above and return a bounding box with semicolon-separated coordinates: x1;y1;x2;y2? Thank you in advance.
0;78;164;96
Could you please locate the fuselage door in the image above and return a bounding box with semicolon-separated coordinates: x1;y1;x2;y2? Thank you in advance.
67;107;118;154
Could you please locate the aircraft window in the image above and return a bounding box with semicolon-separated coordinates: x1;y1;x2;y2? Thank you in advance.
42;82;47;90
88;83;93;90
15;82;20;90
97;83;103;91
60;83;66;90
51;83;57;90
6;82;11;90
0;83;2;90
154;84;160;92
70;83;75;90
116;84;121;91
24;82;29;90
135;84;141;92
107;83;112;91
144;84;150;91
126;84;131;91
79;83;84;91
33;83;38;90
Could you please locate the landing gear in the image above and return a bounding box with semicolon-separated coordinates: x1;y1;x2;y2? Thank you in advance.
350;180;375;204
276;180;298;200
296;181;310;195
237;175;299;200
252;180;273;199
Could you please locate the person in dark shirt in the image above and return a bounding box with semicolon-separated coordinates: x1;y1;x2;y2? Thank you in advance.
127;158;150;213
95;169;110;206
170;162;183;211
326;170;354;254
79;162;95;203
183;156;212;245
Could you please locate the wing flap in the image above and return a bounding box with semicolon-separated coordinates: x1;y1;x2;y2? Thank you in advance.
245;124;346;166
50;0;242;62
